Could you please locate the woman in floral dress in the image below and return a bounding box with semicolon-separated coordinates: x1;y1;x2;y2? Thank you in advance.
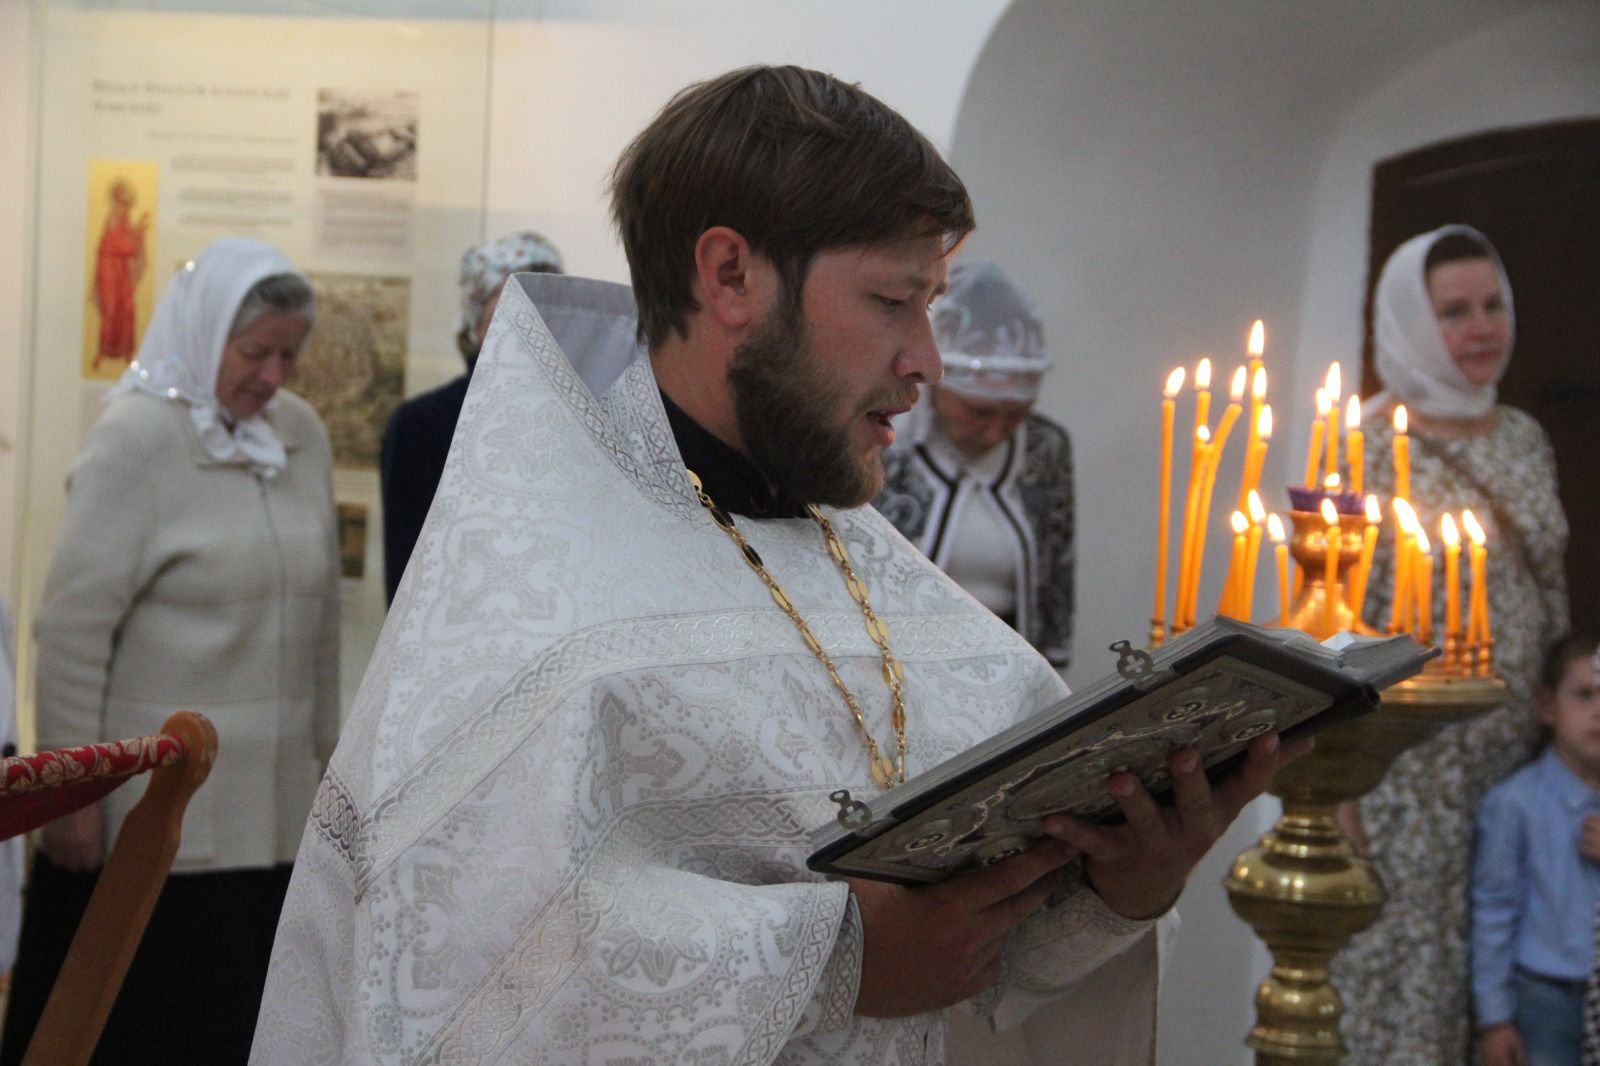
1332;224;1570;1064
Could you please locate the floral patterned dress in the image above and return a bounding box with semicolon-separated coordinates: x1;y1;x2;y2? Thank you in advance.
1332;405;1569;1064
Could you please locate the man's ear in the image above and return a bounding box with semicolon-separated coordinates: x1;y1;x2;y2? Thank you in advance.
693;226;776;332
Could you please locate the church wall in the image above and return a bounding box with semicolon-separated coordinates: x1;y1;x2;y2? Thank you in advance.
1;0;37;611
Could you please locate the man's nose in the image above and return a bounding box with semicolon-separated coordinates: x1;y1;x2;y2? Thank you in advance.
896;310;944;385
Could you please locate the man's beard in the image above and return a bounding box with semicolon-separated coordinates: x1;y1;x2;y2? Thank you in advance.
728;297;909;509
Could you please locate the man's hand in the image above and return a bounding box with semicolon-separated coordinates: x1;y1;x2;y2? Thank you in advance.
1579;814;1600;864
1478;1022;1527;1066
851;838;1077;1017
1040;733;1311;920
39;802;105;873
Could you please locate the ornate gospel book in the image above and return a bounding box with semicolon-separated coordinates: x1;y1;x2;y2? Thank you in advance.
808;618;1435;885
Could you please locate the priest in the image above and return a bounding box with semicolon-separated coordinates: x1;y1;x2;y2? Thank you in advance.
251;65;1300;1066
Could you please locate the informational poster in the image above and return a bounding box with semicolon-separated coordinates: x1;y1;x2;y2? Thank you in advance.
21;5;493;726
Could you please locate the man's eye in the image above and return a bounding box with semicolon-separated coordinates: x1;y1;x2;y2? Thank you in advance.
875;295;905;310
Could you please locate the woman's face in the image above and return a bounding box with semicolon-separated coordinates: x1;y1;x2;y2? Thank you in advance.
1426;257;1509;387
215;311;311;421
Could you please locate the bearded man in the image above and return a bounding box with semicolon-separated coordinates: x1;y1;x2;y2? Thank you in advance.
251;65;1299;1066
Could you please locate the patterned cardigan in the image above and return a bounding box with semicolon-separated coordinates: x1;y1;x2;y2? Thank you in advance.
874;409;1074;670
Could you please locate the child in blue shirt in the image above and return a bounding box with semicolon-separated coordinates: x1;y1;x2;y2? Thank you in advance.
1473;634;1600;1066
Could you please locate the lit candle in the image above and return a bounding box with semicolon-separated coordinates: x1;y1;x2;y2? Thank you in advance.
1345;395;1364;496
1242;490;1266;623
1304;388;1328;487
1350;494;1381;623
1390;498;1417;635
1441;513;1462;643
1414;527;1434;645
1324;472;1342;493
1187;428;1227;627
1463;509;1489;646
1393;404;1411;503
1323;363;1343;483
1153;367;1185;632
1247;320;1265;383
1176;424;1210;630
1215;366;1246;455
1240;401;1271;511
1193;357;1213;443
1223;510;1249;618
1269;512;1290;625
1321;498;1341;636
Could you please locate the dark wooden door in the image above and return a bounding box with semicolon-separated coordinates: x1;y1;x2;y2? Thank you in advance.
1361;119;1600;637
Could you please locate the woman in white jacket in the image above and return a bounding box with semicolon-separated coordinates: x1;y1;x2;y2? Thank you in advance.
1;237;340;1065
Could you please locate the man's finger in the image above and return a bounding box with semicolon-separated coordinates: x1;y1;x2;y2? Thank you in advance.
1213;733;1284;820
944;837;1075;913
1106;771;1164;838
1168;748;1213;825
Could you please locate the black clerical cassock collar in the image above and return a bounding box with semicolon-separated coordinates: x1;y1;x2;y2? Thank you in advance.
660;390;809;519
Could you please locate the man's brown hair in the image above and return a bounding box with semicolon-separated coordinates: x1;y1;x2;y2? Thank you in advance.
610;65;975;350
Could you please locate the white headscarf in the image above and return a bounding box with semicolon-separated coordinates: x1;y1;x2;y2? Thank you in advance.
105;237;309;478
933;260;1052;403
1369;223;1514;421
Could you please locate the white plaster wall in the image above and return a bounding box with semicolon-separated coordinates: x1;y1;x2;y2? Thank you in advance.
480;0;1010;283
951;3;1599;1063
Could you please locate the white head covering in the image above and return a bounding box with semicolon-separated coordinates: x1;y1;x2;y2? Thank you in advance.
458;230;564;345
105;237;308;478
933;260;1051;403
1369;223;1514;421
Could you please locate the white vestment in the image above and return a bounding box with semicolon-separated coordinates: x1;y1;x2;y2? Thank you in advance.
251;274;1159;1065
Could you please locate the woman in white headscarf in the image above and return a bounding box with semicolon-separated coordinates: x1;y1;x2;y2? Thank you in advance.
874;259;1074;673
1332;225;1570;1066
1;237;340;1066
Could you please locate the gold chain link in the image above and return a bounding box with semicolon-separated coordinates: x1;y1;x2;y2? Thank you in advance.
688;470;907;788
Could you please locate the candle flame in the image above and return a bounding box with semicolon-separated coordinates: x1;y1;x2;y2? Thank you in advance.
1195;358;1212;390
1320;498;1339;525
1248;320;1264;357
1462;509;1486;546
1252;366;1267;401
1247;489;1266;523
1324;472;1342;490
1394;404;1408;435
1267;513;1285;543
1232;510;1250;535
1196;424;1211;444
1257;405;1273;439
1229;366;1247;401
1393;497;1417;532
1316;389;1331;417
1441;512;1460;547
1414;527;1431;554
1164;367;1186;397
1345;394;1361;429
1365;494;1381;524
1324;362;1342;402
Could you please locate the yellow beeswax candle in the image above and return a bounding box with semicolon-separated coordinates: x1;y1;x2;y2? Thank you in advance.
1321;498;1341;636
1176;425;1210;629
1187;432;1226;627
1153;367;1185;630
1193;357;1213;441
1269;513;1290;624
1346;395;1364;496
1323;363;1342;483
1240;403;1271;511
1441;513;1461;640
1243;490;1266;623
1390;498;1418;634
1414;527;1434;645
1304;388;1328;487
1393;405;1411;503
1463;510;1489;646
1350;494;1381;622
1223;511;1249;618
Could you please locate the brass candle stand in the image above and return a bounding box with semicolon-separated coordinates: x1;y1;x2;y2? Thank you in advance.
1221;509;1505;1064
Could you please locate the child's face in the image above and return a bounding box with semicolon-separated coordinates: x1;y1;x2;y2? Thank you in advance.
1541;654;1600;782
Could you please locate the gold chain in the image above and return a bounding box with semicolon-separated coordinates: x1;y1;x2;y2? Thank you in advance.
687;470;908;788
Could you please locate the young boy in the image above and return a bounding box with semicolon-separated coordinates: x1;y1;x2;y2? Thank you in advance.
1473;634;1600;1066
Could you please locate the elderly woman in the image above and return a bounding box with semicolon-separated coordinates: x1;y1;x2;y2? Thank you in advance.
874;259;1074;672
1332;225;1570;1065
1;238;340;1065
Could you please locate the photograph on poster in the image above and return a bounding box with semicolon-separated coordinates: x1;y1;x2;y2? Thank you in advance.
294;271;408;470
315;89;418;180
337;502;368;580
81;158;158;381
